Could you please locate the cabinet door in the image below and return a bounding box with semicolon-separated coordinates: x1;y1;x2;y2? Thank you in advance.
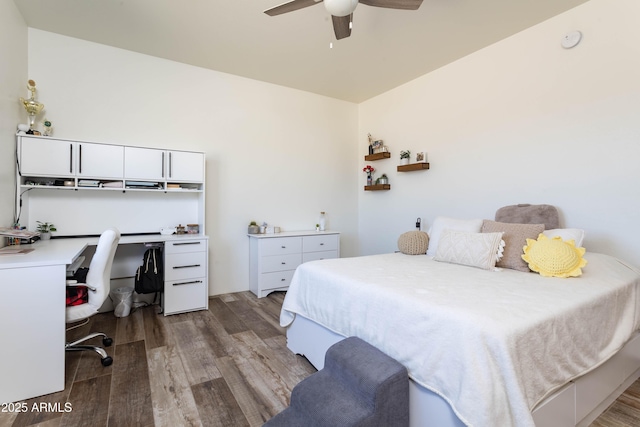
167;151;204;182
77;143;124;179
20;137;75;177
124;146;166;180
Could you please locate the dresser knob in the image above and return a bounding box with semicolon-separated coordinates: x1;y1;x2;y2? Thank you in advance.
281;245;286;248
320;243;324;245
281;278;285;281
281;262;286;265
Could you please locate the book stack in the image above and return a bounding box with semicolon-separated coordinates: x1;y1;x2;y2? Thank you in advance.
125;181;162;189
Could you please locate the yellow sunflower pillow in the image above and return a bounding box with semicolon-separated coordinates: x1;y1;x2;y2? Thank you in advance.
522;234;587;278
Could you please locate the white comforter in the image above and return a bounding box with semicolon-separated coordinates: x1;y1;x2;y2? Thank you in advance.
280;252;640;427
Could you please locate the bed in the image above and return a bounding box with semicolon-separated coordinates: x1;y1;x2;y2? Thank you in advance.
279;206;640;427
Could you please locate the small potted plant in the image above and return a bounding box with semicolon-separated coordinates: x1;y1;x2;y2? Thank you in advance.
248;221;260;234
36;221;57;240
400;150;411;165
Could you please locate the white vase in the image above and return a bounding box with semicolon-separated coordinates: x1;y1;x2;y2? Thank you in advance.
40;232;51;240
400;158;410;165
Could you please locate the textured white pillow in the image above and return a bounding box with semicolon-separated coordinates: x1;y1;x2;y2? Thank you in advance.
427;217;484;256
434;230;505;270
542;228;585;247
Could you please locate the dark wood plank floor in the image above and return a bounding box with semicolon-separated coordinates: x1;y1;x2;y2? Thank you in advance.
0;290;638;427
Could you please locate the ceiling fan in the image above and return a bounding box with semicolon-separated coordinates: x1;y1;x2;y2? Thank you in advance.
264;0;424;40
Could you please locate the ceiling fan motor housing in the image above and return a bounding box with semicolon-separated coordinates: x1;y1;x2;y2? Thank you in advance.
324;0;358;17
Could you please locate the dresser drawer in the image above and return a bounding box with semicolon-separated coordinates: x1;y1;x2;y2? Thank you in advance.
260;253;302;273
302;250;338;263
165;239;207;254
260;237;302;256
259;270;296;292
164;278;207;314
303;234;338;253
165;251;207;281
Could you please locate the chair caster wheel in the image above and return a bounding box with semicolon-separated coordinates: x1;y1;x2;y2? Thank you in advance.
101;356;113;367
103;337;113;347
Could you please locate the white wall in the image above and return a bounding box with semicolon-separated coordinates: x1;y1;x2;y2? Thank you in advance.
0;0;27;243
358;0;640;267
27;30;359;295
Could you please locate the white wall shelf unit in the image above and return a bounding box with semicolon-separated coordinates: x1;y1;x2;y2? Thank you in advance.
15;134;206;237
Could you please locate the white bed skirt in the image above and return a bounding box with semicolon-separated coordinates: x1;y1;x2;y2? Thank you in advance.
287;314;640;427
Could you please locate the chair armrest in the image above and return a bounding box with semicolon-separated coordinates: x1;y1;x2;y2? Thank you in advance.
66;282;97;292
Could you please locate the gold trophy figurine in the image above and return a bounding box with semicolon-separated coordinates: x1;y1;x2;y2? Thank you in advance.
20;80;44;132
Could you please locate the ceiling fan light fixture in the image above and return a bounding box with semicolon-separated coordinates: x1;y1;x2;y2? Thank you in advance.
324;0;358;17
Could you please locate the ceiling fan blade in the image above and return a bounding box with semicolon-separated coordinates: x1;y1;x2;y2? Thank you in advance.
264;0;322;16
359;0;423;10
332;14;352;40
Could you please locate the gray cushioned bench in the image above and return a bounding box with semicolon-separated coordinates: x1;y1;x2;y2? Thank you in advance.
264;336;409;427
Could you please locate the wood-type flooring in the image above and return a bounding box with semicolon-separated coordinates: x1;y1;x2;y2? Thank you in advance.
0;291;638;427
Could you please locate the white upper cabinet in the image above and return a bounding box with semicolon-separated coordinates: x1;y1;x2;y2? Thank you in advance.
167;151;205;182
124;146;166;181
77;143;124;179
20;136;75;177
17;135;205;191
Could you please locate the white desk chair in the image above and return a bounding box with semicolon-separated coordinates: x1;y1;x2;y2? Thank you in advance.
65;228;121;366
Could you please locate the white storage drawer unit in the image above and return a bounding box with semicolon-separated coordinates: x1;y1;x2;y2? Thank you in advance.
163;238;209;315
249;231;340;298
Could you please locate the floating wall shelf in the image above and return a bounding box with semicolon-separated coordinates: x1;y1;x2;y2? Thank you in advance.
397;162;430;172
364;184;391;191
364;152;391;161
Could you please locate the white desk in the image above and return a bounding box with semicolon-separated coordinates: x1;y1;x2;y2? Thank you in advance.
0;233;208;404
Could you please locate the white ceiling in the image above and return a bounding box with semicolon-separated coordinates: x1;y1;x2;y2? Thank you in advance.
14;0;589;103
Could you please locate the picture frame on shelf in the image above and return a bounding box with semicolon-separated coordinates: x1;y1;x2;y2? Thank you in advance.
372;140;384;153
416;151;427;162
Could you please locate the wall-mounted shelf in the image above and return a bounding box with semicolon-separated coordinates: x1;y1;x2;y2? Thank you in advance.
397;162;430;172
365;152;391;161
364;184;390;191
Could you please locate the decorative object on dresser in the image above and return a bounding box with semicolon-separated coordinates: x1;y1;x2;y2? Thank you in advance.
248;231;340;298
318;212;327;231
248;221;260;234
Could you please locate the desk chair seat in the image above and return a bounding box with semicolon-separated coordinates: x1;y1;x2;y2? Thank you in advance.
65;228;120;367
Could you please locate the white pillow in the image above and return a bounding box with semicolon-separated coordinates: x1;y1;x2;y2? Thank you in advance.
542;228;585;247
434;230;505;270
426;217;484;256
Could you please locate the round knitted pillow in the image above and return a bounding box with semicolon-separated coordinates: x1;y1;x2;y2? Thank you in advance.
397;231;429;255
521;234;587;277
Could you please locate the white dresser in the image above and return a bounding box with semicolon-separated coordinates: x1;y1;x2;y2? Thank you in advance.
249;231;340;298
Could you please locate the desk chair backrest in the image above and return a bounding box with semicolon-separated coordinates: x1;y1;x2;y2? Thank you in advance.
66;228;120;323
85;228;121;311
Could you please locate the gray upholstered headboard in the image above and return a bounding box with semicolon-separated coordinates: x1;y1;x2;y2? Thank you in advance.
494;204;560;230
